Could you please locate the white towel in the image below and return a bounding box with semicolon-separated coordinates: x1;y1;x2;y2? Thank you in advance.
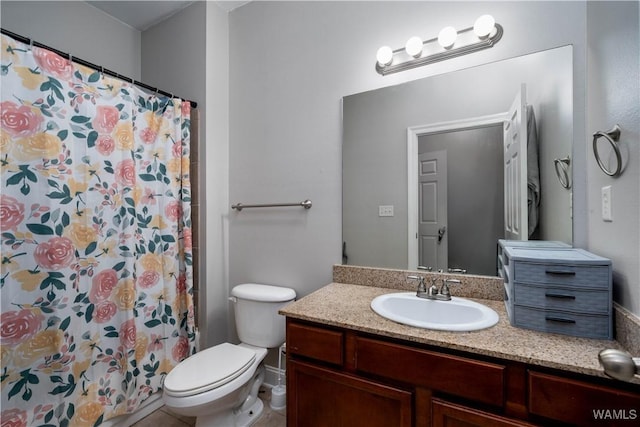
526;105;540;237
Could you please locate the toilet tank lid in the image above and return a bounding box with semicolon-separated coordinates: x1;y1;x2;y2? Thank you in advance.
232;283;296;302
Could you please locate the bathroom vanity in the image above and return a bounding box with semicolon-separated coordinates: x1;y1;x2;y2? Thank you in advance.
281;273;640;427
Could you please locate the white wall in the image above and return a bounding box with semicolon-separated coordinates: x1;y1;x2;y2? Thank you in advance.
228;1;589;305
586;1;640;315
1;1;141;79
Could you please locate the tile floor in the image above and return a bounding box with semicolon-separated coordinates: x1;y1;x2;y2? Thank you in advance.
131;387;285;427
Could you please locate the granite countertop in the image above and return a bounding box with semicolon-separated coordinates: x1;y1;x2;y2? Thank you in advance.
281;282;633;381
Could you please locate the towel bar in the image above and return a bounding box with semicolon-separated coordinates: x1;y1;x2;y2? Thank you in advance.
231;200;312;211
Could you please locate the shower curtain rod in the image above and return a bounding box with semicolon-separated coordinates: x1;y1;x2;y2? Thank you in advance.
1;28;197;109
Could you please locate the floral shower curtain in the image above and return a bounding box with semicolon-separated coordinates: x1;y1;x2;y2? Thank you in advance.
0;34;196;426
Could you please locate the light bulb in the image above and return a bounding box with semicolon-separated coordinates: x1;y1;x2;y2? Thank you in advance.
474;14;496;38
376;46;393;66
438;26;457;49
405;36;423;58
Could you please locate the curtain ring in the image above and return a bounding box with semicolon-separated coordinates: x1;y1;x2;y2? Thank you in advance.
28;37;34;51
593;124;622;177
100;66;104;77
553;156;571;189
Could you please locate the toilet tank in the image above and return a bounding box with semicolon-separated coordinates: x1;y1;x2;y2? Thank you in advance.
231;284;296;348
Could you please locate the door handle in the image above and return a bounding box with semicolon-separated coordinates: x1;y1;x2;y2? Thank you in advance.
438;226;447;243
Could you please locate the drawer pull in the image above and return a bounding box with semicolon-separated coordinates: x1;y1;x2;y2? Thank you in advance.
545;269;576;276
544;293;576;300
545;316;576;324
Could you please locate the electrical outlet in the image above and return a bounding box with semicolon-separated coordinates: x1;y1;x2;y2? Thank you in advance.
379;205;394;217
601;186;612;222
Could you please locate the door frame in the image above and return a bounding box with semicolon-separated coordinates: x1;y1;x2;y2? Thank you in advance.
407;113;509;270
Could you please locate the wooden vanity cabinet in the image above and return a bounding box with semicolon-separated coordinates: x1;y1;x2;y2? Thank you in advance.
286;318;640;427
288;360;413;427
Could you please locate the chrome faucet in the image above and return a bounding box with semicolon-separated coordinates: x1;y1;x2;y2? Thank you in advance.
427;278;440;299
408;275;460;301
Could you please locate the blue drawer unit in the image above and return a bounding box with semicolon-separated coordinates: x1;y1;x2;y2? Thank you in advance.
502;246;612;340
497;239;570;279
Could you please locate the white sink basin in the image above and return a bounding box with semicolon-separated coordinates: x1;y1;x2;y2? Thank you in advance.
370;292;499;332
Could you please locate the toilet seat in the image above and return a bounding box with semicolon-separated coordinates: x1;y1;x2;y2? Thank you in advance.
164;343;256;397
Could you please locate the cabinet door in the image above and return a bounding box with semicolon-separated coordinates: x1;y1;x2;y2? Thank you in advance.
432;399;538;427
288;359;412;427
528;371;640;426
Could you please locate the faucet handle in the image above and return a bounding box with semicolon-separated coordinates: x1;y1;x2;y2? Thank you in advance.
407;275;426;293
440;282;451;298
440;278;460;299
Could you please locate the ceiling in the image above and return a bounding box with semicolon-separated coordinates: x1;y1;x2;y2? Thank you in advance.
87;1;250;31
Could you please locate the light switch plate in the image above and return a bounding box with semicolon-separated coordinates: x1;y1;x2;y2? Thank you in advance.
379;205;394;217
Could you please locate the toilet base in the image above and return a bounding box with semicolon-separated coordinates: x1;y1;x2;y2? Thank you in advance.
195;397;264;427
190;363;266;427
236;397;264;427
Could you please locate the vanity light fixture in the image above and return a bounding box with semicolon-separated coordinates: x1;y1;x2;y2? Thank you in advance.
375;15;503;76
438;26;458;49
376;45;394;66
405;36;424;58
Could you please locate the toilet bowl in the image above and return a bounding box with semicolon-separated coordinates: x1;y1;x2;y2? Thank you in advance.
162;284;296;427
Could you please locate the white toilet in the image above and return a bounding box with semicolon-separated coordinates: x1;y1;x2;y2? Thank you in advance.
163;283;296;427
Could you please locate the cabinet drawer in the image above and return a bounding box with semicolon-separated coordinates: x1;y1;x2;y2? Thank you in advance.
514;262;609;288
513;305;611;339
355;336;505;407
514;284;610;314
529;371;640;426
432;398;537;427
287;321;343;365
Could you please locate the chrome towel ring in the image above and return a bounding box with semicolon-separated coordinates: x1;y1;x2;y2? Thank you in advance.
593;124;622;177
553;156;571;189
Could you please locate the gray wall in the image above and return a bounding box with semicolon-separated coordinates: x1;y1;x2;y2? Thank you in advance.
142;1;233;348
141;2;227;348
1;1;141;79
203;3;231;348
586;2;640;315
229;1;588;308
142;3;206;107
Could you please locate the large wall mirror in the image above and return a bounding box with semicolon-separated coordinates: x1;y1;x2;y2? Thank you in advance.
343;46;573;276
